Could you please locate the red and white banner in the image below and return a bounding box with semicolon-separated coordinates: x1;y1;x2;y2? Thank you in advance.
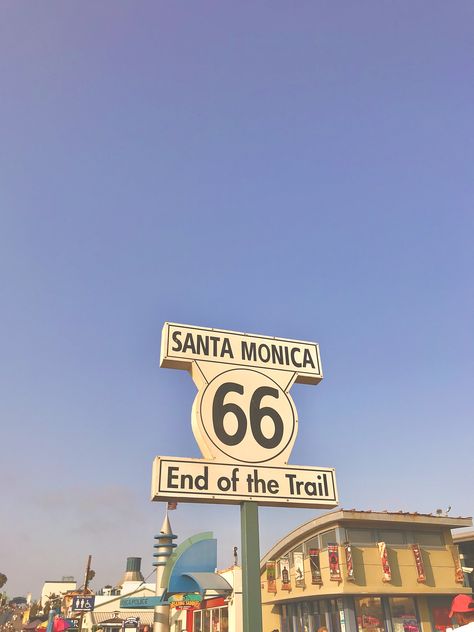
266;561;277;593
378;542;391;582
344;542;355;581
280;557;291;590
411;544;426;583
449;545;465;584
328;544;341;581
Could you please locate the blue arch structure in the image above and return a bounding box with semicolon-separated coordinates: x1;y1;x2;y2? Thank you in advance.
162;532;232;597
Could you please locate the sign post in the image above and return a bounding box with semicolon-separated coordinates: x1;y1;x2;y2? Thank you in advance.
241;501;263;632
152;323;338;632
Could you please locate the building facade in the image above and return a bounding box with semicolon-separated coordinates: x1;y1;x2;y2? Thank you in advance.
452;531;474;592
172;565;242;632
41;581;77;608
260;509;472;632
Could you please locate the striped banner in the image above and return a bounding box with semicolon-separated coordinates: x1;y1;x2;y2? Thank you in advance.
411;544;426;583
328;544;341;581
378;542;391;582
449;544;465;584
344;542;355;581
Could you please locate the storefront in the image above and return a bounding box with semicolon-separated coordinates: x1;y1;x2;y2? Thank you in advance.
191;597;229;632
260;509;472;632
272;594;457;632
164;533;241;632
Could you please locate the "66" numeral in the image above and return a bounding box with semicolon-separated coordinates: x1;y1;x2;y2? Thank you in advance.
196;368;297;463
212;382;284;449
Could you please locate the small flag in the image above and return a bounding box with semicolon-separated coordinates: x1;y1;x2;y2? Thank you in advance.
167;502;178;510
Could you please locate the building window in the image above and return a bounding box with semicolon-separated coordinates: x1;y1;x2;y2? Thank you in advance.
280;604;290;632
301;602;311;632
410;532;444;547
311;600;327;630
320;530;338;549
377;530;406;545
305;536;320;553
346;529;376;544
194;607;228;632
354;596;386;632
203;609;211;632
193;611;202;632
389;597;420;632
292;545;304;553
327;598;343;632
428;597;453;632
212;608;220;632
220;607;228;632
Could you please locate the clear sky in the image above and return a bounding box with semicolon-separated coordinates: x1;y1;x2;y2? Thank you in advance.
1;2;473;600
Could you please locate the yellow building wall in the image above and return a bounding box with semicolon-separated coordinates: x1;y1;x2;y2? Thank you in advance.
261;533;465;604
261;604;281;631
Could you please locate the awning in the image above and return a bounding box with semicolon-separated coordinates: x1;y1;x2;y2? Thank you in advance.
93;616;123;626
180;573;232;595
92;613;154;626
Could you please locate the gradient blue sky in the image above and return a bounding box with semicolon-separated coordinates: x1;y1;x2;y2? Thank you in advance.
1;2;473;599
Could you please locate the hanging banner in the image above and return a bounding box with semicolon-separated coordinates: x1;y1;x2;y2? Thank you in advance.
378;542;391;582
449;544;465;584
309;548;323;584
328;544;341;581
344;542;355;581
293;551;305;588
280;557;291;590
411;544;426;583
266;561;277;593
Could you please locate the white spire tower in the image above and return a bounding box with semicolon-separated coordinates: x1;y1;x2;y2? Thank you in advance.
153;508;177;632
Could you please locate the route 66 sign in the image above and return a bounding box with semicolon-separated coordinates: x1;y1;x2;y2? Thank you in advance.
161;323;322;465
152;323;338;508
193;368;297;464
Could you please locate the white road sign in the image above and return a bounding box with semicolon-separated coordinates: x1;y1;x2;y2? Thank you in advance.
161;323;323;384
151;456;338;509
153;322;337;509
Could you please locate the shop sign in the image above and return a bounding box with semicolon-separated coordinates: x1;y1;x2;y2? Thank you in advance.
122;618;140;629
120;596;163;609
168;594;201;610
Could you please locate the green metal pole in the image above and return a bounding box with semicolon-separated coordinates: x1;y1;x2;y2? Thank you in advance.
241;501;263;632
